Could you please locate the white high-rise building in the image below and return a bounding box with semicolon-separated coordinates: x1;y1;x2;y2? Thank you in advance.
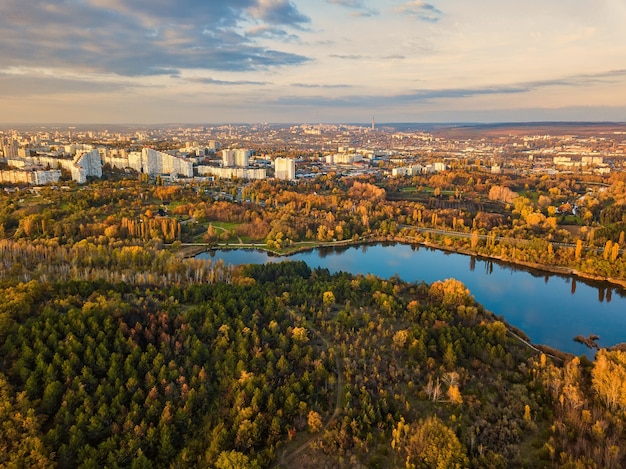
234;149;250;167
71;149;102;183
196;166;266;180
75;149;102;176
0;169;62;185
102;149;129;170
222;148;251;167
5;150;101;184
129;148;193;177
275;157;295;181
1;138;19;158
222;149;235;167
128;151;143;173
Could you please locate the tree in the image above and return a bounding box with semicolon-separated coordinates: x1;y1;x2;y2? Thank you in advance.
447;385;463;405
489;185;517;203
0;375;53;469
393;330;409;349
592;350;626;411
291;326;309;343
322;291;335;308
443;343;457;371
575;239;583;261
205;224;218;243
429;278;472;308
392;416;468;469
307;410;323;433
611;243;620;263
215;450;260;469
40;380;64;415
470;231;479;249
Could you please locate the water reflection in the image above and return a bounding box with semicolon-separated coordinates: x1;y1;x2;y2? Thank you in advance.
197;242;626;356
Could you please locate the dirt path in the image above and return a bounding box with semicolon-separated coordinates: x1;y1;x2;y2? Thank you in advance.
210;224;243;244
273;312;345;468
506;329;564;363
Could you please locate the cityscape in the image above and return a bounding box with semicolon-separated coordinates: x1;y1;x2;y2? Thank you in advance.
2;0;626;468
2;122;624;186
2;120;626;468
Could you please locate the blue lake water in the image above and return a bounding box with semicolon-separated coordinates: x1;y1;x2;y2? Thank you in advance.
197;243;626;356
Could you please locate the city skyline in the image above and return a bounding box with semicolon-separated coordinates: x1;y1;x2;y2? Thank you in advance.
1;0;625;124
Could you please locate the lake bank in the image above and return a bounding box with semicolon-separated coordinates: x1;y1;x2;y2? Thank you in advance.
176;234;626;290
195;241;626;356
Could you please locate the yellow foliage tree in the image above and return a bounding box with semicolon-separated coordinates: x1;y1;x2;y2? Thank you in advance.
392;416;469;469
575;239;584;261
447;385;463;405
429;278;472;308
307;410;323;433
393;329;409;349
291;326;309;343
592;350;626;412
322;291;335;307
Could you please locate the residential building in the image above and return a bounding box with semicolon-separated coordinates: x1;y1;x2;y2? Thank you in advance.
0;168;62;185
196;166;266;180
129;148;193;177
275;157;296;180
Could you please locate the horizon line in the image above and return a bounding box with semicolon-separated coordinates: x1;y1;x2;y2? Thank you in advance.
1;120;626;128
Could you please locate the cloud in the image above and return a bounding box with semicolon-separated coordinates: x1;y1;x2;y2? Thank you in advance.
327;0;363;6
291;83;352;88
272;69;626;108
394;1;443;23
329;54;366;60
329;53;405;60
0;69;139;96
0;0;311;77
186;77;270;86
530;69;626;88
326;0;379;17
247;0;310;27
273;87;523;108
245;24;299;41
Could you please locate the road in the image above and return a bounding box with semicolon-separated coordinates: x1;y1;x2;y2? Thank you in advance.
399;225;618;253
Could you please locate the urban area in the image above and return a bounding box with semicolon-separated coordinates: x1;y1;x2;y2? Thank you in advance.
3;122;626;469
1;122;622;186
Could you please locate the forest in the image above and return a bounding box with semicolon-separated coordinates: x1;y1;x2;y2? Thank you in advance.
2;259;626;468
2;168;626;285
1;170;626;467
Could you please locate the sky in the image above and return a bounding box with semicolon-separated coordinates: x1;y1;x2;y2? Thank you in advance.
1;0;626;124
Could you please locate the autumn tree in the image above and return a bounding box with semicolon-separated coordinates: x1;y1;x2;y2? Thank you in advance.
592;350;626;412
307;410;323;433
215;450;260;469
392;416;468;469
323;291;335;308
429;278;472;308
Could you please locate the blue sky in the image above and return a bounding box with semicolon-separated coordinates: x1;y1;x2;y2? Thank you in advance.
1;0;625;124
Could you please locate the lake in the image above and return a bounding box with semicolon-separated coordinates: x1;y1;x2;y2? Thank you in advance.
197;243;626;356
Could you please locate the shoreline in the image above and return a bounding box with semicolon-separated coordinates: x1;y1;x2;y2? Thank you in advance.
177;236;626;358
176;236;626;291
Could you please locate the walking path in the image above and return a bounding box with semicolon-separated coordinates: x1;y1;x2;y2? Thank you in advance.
273;311;345;468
